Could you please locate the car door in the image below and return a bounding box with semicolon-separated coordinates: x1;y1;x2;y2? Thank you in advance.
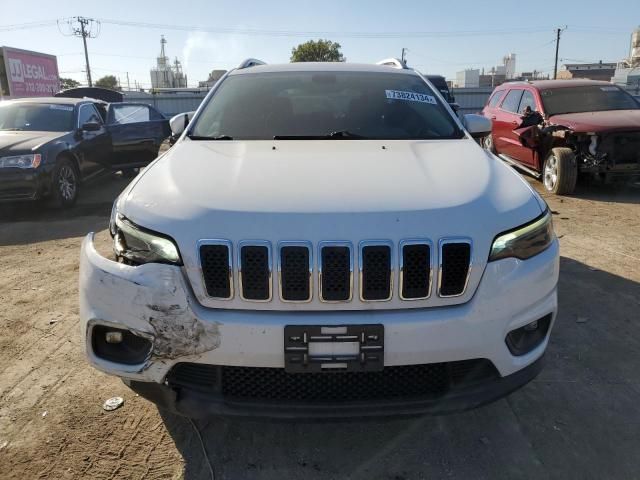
74;103;112;178
493;89;524;161
106;103;170;168
509;89;540;168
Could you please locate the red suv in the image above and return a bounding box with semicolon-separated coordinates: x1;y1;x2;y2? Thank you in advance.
482;79;640;194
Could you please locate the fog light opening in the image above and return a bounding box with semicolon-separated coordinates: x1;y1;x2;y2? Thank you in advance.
91;325;152;365
506;314;552;356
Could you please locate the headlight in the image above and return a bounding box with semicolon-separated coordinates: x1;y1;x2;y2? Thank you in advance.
0;154;41;169
489;210;554;262
113;214;181;265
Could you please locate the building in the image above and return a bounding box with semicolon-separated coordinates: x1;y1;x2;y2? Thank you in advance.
613;26;640;87
198;69;227;89
557;61;617;81
455;69;480;88
503;53;516;79
150;36;187;89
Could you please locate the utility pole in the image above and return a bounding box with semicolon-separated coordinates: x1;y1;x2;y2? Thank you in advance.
126;72;130;91
553;26;567;80
59;17;100;87
79;18;92;86
401;48;407;65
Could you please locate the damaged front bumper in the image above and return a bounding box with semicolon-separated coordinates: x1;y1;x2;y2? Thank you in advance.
80;233;559;417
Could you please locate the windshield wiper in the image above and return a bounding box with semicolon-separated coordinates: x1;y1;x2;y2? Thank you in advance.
187;134;234;140
0;128;24;131
273;130;368;140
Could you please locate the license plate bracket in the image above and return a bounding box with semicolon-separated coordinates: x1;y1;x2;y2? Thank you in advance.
284;324;384;373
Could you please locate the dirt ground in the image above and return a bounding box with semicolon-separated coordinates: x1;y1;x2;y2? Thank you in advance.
0;171;639;480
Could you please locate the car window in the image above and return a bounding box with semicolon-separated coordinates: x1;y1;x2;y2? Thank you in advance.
0;103;74;132
191;71;464;140
500;89;524;113
518;90;537;113
487;90;505;108
540;85;639;115
78;104;103;127
111;105;152;124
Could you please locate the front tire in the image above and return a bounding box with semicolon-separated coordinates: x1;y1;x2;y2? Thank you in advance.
52;158;79;208
543;147;577;195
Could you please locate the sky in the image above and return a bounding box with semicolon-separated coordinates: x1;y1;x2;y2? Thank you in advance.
1;0;636;89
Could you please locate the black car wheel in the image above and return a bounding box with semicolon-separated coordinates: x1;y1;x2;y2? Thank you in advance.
53;158;79;207
483;134;496;153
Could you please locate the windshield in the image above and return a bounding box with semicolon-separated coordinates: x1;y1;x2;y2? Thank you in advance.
541;85;639;116
190;71;463;140
0;103;74;132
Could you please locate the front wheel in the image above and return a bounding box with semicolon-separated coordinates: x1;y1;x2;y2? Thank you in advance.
543;147;577;195
483;134;496;154
52;158;79;208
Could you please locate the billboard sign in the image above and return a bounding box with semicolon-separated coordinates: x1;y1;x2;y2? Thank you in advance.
2;47;59;97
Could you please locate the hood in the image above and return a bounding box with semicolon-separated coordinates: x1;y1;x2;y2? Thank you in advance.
121;138;544;310
549;109;640;133
0;130;67;154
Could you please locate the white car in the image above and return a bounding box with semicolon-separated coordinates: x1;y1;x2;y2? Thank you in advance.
80;59;559;418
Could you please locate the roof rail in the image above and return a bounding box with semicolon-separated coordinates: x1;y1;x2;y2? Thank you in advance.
376;58;408;70
237;58;266;69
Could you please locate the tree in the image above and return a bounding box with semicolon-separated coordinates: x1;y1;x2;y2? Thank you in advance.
290;39;345;63
59;77;80;90
95;75;120;90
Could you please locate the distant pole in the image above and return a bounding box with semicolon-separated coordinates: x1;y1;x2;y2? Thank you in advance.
60;17;100;87
553;27;566;80
79;19;92;86
126;72;130;91
401;48;407;65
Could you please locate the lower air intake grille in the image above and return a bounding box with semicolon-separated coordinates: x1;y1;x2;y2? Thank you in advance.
320;246;351;301
280;246;311;301
240;245;270;300
166;360;498;402
440;242;471;296
200;244;231;298
401;244;431;299
361;245;391;300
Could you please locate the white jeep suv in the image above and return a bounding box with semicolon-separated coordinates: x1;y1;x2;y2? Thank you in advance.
80;60;559;418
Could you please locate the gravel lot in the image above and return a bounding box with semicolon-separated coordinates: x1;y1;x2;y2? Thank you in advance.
0;172;639;480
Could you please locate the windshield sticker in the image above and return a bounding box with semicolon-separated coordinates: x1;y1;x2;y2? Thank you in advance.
385;90;437;104
49;105;74;111
600;86;618;92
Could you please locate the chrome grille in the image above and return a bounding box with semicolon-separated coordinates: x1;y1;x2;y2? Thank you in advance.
319;243;353;302
400;240;432;300
438;240;472;297
198;238;472;303
238;242;272;301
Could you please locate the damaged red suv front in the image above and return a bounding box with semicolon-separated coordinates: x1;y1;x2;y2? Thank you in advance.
482;79;640;194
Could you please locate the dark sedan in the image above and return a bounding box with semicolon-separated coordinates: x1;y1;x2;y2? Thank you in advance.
0;97;170;207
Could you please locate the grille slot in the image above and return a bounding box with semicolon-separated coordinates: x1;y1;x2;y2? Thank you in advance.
439;241;471;297
200;243;232;299
165;360;498;402
360;244;392;301
320;245;352;301
280;245;311;301
401;243;431;299
240;244;271;301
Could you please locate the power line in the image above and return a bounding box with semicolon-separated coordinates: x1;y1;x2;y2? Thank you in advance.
96;18;557;38
0;19;58;31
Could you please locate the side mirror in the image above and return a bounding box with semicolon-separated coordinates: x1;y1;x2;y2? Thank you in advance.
463;114;492;139
169;111;195;137
81;121;101;132
449;102;460;112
